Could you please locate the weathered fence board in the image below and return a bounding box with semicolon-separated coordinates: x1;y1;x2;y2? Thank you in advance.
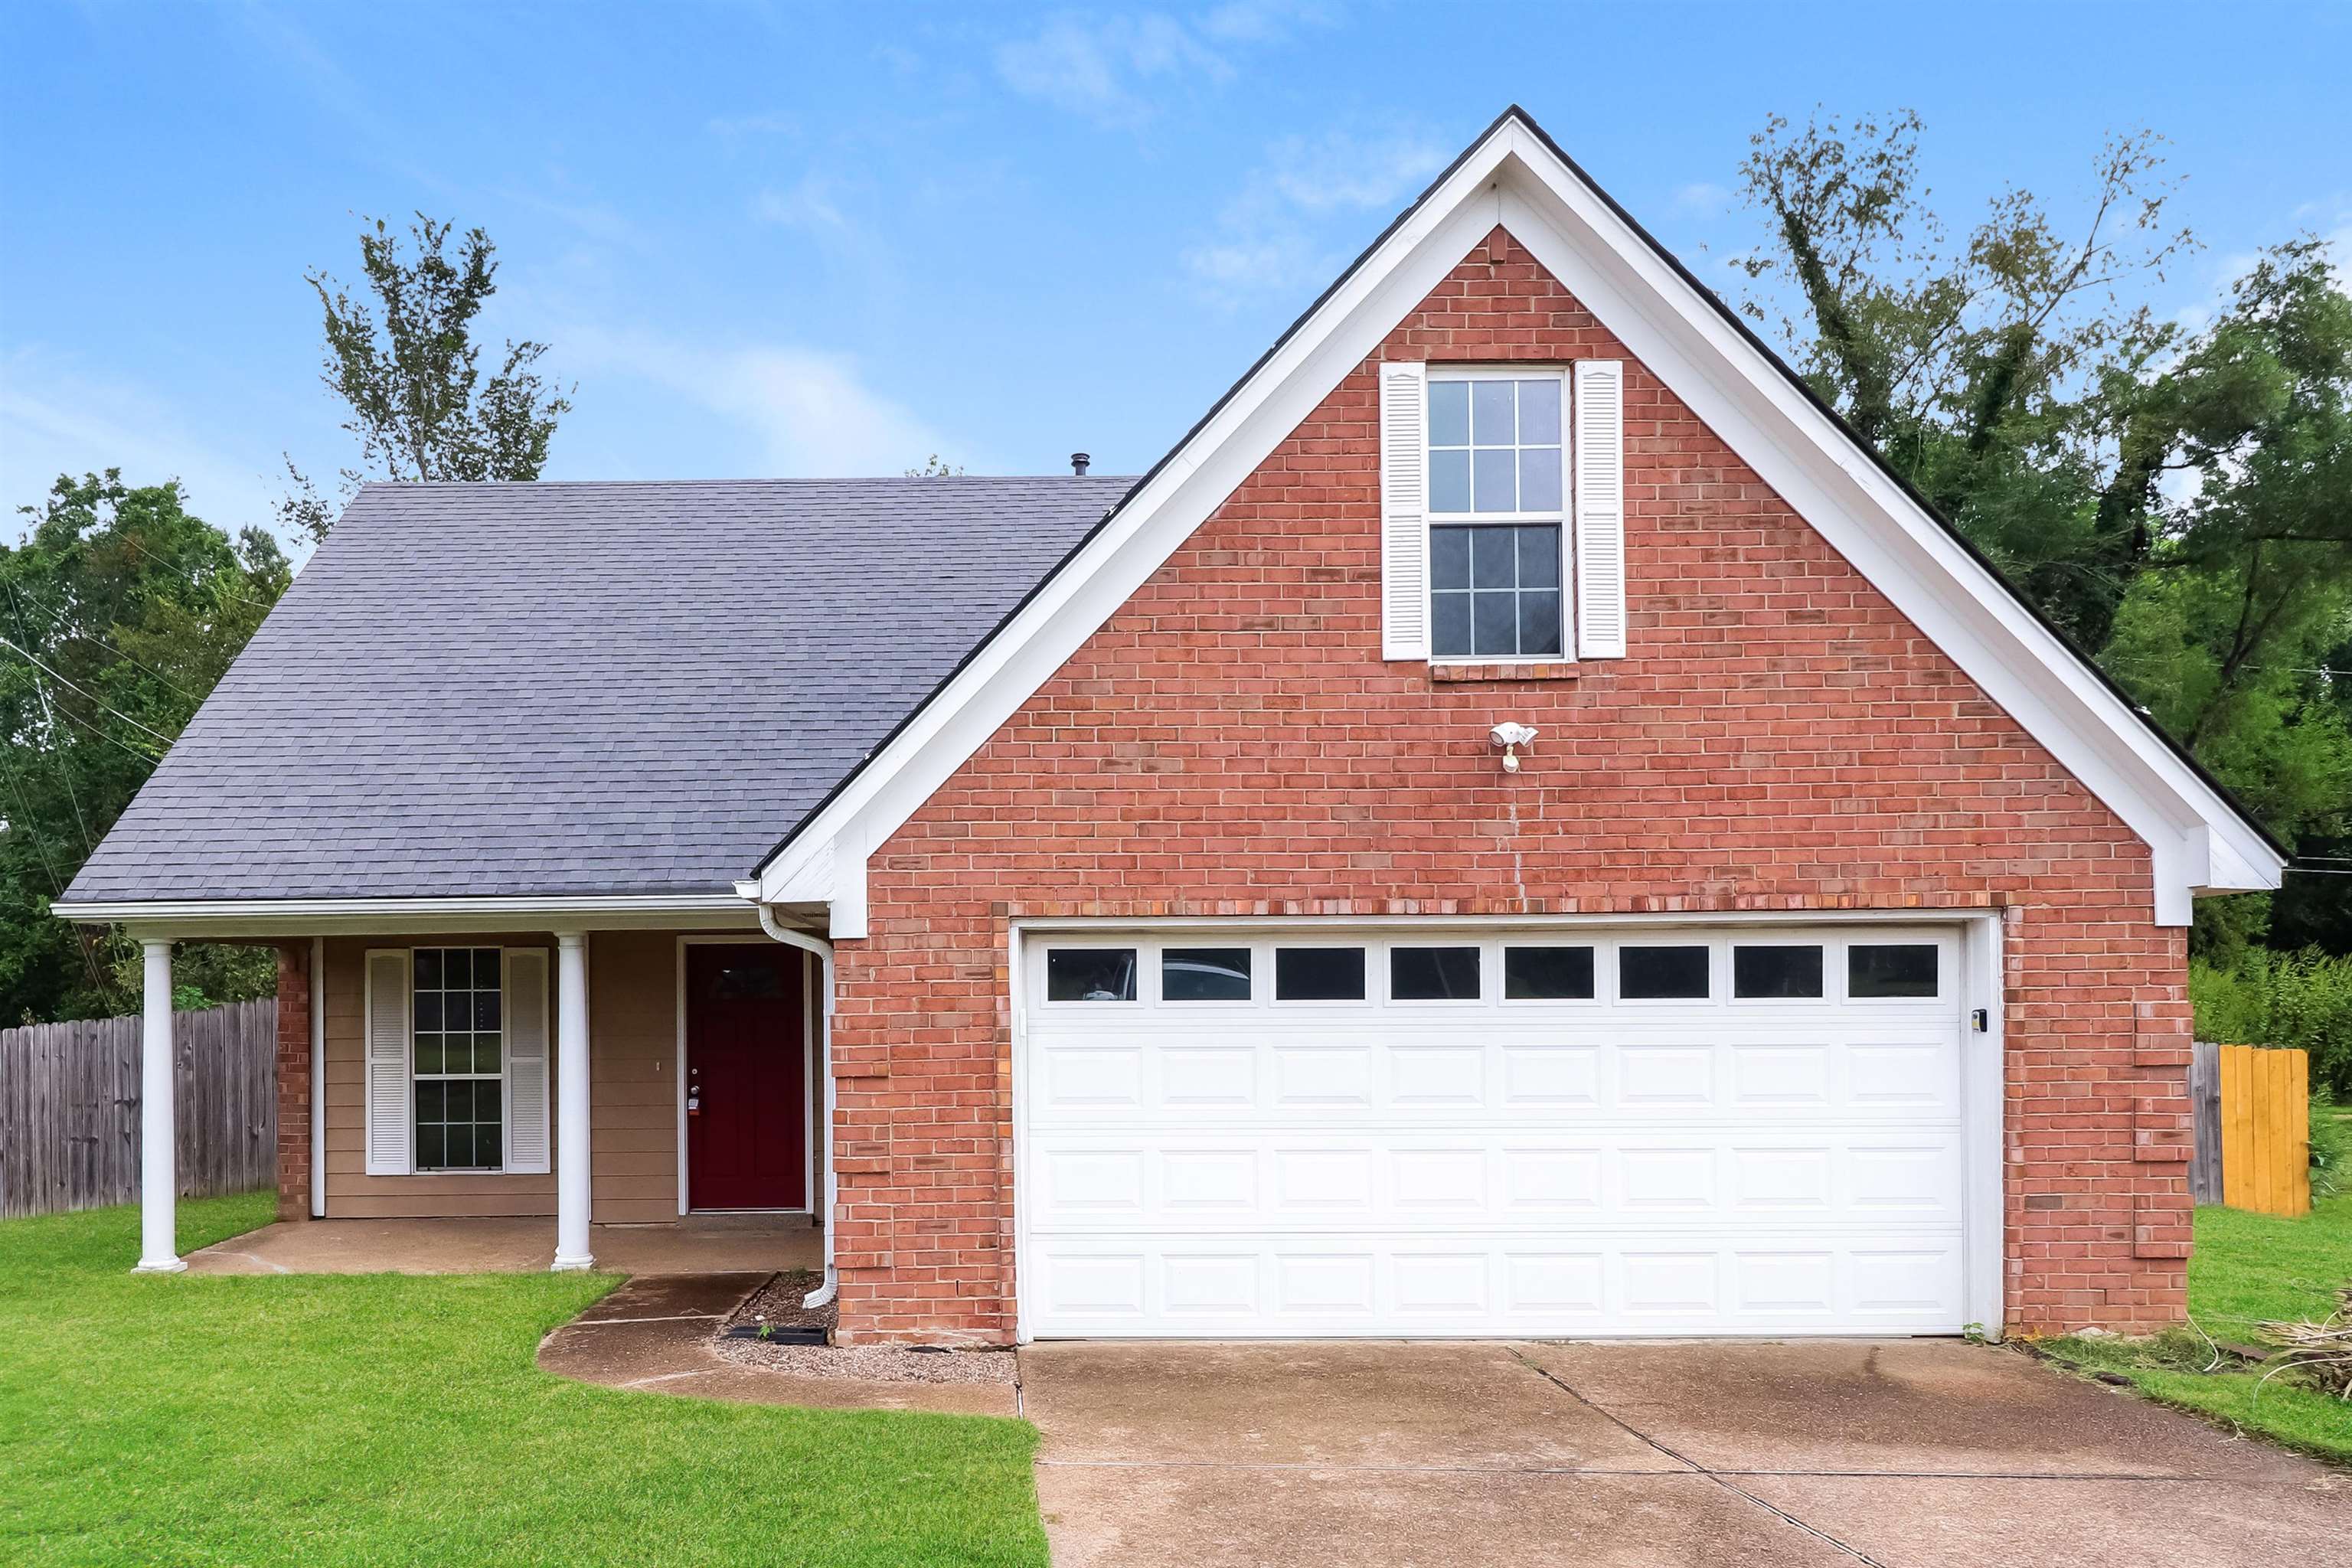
2211;1042;2311;1218
2189;1042;2223;1206
0;999;276;1219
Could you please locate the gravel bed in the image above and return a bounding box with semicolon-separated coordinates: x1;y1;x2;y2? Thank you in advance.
714;1270;1017;1385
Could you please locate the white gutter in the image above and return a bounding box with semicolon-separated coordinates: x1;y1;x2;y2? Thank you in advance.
56;892;760;940
753;903;838;1311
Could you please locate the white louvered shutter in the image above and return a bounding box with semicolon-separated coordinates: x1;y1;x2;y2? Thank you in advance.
1379;360;1430;660
1574;360;1628;658
502;948;550;1174
364;950;412;1175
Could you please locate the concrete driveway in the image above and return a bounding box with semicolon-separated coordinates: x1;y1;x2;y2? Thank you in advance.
1018;1339;2347;1567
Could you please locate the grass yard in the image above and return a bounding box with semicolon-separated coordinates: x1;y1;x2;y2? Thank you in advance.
0;1194;1049;1566
2039;1194;2352;1465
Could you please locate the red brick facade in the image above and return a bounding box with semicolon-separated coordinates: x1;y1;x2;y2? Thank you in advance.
273;942;312;1222
827;227;2194;1344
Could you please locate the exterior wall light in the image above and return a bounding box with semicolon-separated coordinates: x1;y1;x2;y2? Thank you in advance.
1490;722;1537;773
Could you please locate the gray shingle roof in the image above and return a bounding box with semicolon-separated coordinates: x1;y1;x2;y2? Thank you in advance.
64;476;1129;901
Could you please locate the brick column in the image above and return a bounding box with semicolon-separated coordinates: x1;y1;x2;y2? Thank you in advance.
274;942;312;1222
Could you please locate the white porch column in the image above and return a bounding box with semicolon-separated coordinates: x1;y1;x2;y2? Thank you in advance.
134;939;185;1273
551;931;593;1271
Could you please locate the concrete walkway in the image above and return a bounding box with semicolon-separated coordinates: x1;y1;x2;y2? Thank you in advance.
183;1214;822;1276
1019;1339;2349;1568
535;1272;1018;1416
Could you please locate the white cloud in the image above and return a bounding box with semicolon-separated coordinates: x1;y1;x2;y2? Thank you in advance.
1182;128;1447;299
1198;0;1339;43
0;348;290;544
707;110;798;140
753;173;854;238
2163;193;2352;344
560;326;961;477
994;11;1231;125
1673;181;1730;215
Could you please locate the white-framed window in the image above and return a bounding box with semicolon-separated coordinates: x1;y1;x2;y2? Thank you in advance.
364;946;550;1177
1379;358;1625;663
412;947;504;1170
1426;370;1566;661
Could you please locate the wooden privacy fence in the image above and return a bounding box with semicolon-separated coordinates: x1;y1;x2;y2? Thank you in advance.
0;999;276;1220
2188;1041;2311;1217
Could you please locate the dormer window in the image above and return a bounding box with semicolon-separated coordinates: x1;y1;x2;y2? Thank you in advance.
1426;372;1565;658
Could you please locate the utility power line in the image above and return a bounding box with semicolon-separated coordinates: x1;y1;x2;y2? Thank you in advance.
0;637;180;749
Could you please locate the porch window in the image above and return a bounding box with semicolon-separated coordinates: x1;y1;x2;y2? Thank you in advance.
413;947;504;1170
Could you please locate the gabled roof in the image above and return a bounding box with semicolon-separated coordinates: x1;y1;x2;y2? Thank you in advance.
61;107;2281;932
753;106;2282;930
61;476;1127;902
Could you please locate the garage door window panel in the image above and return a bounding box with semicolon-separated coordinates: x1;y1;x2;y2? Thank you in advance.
1848;942;1941;999
1389;946;1481;1001
1619;944;1711;1001
1274;947;1367;1003
1502;945;1596;1001
1733;944;1824;1000
1046;948;1139;1003
1161;947;1254;1003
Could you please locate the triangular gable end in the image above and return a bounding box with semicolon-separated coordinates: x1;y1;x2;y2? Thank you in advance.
752;107;2282;934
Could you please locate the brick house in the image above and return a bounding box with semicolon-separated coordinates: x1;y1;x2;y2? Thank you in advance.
59;109;2278;1342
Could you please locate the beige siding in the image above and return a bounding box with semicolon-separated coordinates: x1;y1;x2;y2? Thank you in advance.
587;929;684;1224
324;929;781;1222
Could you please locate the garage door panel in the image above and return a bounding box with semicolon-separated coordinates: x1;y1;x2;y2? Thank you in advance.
1027;1132;1965;1233
1021;926;1971;1338
1030;1034;1959;1125
1027;1233;1966;1337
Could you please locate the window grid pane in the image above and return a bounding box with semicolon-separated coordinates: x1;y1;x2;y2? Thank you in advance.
413;947;505;1170
1431;524;1563;658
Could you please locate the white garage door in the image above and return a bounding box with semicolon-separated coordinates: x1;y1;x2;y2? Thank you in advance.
1017;924;1974;1338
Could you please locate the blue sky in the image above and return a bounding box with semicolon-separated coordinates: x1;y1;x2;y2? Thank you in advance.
5;2;2347;560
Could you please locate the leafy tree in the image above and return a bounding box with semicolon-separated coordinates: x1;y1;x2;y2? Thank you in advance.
904;455;965;477
1733;111;2352;956
0;473;289;1021
282;214;573;540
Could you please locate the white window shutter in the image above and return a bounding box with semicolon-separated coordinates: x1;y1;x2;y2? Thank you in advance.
502;948;550;1174
1379;360;1429;660
363;950;412;1176
1574;360;1628;658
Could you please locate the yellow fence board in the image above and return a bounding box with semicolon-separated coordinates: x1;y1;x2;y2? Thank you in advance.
2216;1044;2310;1218
2289;1049;2310;1217
2221;1045;2250;1210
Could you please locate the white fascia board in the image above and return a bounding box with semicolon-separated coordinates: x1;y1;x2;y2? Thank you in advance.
756;145;1516;915
757;114;2278;931
1478;129;2278;913
53;892;763;939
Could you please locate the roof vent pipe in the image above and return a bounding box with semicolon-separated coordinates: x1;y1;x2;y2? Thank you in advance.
1070;452;1090;475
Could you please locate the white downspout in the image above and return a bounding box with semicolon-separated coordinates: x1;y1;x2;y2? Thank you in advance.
309;936;325;1219
756;904;838;1309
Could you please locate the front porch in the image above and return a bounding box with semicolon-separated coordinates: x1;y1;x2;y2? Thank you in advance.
117;911;834;1279
182;1212;823;1276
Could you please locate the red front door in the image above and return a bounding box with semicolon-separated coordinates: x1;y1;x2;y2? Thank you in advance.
685;944;808;1210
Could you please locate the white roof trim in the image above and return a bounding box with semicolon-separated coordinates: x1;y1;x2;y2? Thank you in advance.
53;892;763;939
758;109;2281;931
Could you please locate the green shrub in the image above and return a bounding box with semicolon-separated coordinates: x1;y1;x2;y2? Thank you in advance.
2311;1090;2350;1200
2192;947;2352;1097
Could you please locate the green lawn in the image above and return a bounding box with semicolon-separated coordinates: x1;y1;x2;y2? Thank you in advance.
0;1194;1049;1566
2038;1195;2352;1465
